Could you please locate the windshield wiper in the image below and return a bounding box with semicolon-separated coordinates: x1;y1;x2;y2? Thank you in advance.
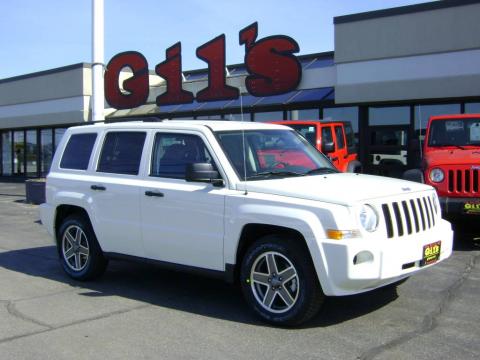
432;143;466;150
306;167;339;175
247;171;306;180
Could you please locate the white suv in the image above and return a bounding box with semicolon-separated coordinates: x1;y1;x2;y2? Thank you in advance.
40;120;453;326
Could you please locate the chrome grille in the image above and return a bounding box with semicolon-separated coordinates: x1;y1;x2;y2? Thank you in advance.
448;169;479;194
381;194;437;239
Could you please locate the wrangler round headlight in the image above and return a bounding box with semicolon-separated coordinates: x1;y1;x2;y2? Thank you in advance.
429;168;444;183
359;204;378;232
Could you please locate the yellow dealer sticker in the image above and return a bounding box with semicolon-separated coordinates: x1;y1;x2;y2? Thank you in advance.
464;201;480;215
421;241;441;266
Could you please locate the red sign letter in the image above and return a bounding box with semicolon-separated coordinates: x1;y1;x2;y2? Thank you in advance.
196;35;239;102
240;22;302;97
105;51;149;109
156;42;194;106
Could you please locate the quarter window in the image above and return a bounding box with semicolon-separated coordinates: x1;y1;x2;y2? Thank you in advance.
97;132;146;175
60;133;97;170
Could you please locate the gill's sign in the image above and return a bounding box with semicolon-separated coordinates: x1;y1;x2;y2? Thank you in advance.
104;22;302;109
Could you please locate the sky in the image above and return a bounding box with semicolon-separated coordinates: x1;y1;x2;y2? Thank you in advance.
0;0;434;80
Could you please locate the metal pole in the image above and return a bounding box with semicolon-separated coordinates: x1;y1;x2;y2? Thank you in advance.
92;0;104;122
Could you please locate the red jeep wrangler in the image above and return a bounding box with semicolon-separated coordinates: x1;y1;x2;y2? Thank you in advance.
270;120;362;173
404;114;480;218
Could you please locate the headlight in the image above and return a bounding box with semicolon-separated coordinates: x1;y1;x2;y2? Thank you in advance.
359;204;378;232
429;168;444;183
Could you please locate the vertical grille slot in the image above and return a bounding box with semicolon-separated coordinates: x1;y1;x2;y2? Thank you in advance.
410;199;420;233
456;170;462;192
422;197;431;229
382;204;394;238
427;196;435;226
417;198;426;231
448;170;454;192
465;170;471;193
402;201;413;234
392;202;404;237
474;170;479;193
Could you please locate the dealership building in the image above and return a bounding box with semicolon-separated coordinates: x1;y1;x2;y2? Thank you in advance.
1;0;479;179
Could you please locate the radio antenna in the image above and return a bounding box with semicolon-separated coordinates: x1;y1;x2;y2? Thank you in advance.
240;90;248;195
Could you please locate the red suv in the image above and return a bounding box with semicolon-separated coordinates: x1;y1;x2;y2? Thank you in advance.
405;114;480;218
270;120;361;173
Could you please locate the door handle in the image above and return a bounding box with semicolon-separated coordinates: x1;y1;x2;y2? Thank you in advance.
91;185;106;191
145;190;164;197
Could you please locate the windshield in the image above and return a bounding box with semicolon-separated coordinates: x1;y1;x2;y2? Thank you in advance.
216;129;337;180
428;118;480;147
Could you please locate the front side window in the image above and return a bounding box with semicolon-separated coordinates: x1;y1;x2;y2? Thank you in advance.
97;132;146;175
151;133;216;179
60;133;97;170
216;129;336;180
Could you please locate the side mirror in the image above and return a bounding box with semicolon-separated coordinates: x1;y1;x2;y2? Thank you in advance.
185;163;223;186
322;141;335;154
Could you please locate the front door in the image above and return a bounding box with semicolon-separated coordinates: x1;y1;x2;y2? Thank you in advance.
140;131;225;271
366;125;409;178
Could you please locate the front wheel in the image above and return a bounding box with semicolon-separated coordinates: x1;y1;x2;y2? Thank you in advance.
240;235;324;326
57;215;108;281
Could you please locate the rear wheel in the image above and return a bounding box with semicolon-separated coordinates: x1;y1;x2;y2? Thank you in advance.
57;215;108;281
240;235;324;326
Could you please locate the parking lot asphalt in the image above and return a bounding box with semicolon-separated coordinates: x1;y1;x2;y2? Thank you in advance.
0;182;479;360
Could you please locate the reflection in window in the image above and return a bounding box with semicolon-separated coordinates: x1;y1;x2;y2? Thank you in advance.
254;111;284;122
323;107;359;132
14;131;25;175
465;103;480;114
41;129;53;175
288;109;319;120
2;132;12;175
26;130;37;176
414;104;460;134
54;128;66;150
369;107;410;126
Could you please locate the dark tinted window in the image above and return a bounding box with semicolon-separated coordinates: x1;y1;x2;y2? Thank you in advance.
60;133;97;170
98;132;146;175
151;133;215;179
334;126;345;149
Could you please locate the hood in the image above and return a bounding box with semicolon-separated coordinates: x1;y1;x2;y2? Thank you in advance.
236;173;431;206
425;148;480;167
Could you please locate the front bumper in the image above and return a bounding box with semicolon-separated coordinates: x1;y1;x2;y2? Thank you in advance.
316;218;453;296
439;196;480;217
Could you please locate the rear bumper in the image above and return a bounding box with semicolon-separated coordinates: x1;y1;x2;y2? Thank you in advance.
439;196;480;217
39;203;55;238
316;218;453;296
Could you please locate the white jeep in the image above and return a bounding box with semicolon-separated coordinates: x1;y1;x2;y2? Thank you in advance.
40;120;453;326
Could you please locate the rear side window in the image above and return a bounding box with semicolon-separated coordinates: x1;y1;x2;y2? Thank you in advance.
334;126;345;149
97;132;146;175
60;133;97;170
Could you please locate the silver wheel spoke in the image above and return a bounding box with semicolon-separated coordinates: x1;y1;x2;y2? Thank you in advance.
79;245;89;256
74;227;82;244
279;266;296;283
65;231;75;246
263;288;276;308
64;247;75;260
277;287;295;307
74;253;81;269
266;253;278;275
252;272;269;286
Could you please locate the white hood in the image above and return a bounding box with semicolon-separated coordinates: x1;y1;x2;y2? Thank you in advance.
236;173;432;205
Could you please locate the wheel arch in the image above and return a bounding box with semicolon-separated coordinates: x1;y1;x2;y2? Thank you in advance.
54;205;92;245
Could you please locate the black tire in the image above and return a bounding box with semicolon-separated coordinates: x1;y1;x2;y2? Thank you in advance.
240;234;324;326
57;214;108;281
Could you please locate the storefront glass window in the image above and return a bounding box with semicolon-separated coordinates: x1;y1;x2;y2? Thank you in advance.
254;111;284;122
41;129;53;175
369;106;410;126
2;132;12;175
54;128;66;150
414;104;461;137
324;106;360;148
13;131;25;175
225;113;251;121
465;103;480;114
195;115;222;120
26;130;37;176
288;109;319;120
